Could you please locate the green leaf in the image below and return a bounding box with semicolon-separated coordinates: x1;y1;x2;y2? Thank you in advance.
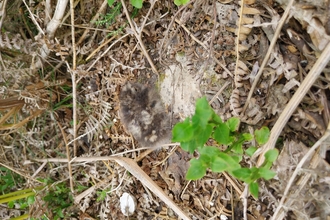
264;149;279;163
174;0;190;6
211;112;222;124
193;97;213;128
242;133;253;141
255;127;270;145
199;146;221;161
210;152;240;173
20;202;28;209
180;141;191;152
262;161;272;170
249;182;259;198
97;190;107;202
226;117;240;132
56;208;64;218
231;155;242;163
245;146;257;157
258;167;276;180
27;195;35;205
199;146;221;156
8;201;14;208
210;160;227;172
107;0;115;6
180;139;198;153
172;118;193;142
213;123;231;145
232;168;252;182
198;153;212;164
231;140;243;155
194;124;213;146
130;0;143;8
250;167;261;182
186;158;208;180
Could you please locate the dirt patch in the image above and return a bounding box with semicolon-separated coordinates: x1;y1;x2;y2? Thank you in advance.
160;53;202;118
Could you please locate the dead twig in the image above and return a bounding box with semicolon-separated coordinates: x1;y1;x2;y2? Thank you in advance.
120;0;159;75
69;0;78;160
159;0;194;64
26;156;191;220
175;18;208;50
242;0;295;113
271;121;330;220
56;120;74;193
254;41;330;166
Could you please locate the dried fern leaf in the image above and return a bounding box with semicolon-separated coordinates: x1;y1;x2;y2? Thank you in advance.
84;101;113;142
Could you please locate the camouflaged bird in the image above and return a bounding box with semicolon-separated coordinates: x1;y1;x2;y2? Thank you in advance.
119;82;171;148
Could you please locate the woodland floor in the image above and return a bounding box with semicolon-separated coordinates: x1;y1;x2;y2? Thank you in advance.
1;0;330;219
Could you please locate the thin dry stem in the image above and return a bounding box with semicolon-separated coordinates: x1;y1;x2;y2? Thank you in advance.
0;109;44;130
271;121;330;220
222;172;243;195
0;162;41;183
86;33;130;72
22;0;44;35
86;35;117;61
233;0;245;88
175;18;208;50
0;0;8;31
120;0;159;75
76;0;108;45
56;120;74;193
69;0;77;160
159;0;194;64
25;155;191;220
209;81;231;105
255;41;330;166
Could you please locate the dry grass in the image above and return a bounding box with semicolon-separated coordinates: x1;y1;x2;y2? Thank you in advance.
0;0;330;219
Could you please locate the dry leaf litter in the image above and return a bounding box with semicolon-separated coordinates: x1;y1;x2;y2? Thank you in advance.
0;0;330;219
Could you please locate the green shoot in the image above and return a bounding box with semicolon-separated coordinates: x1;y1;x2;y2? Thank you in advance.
172;97;278;198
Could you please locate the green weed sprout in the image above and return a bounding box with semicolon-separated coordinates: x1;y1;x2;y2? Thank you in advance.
38;178;74;219
96;188;112;202
172;97;278;198
0;173;74;220
0;167;36;219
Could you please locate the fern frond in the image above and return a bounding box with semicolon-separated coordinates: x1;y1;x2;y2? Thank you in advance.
231;0;260;120
0;33;34;54
84;100;113;142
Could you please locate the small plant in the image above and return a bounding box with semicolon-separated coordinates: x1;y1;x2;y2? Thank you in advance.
39;178;74;220
172;97;278;198
0;167;39;219
0;173;74;219
96;187;112;202
96;1;123;27
0;167;25;194
0;187;38;209
174;0;190;6
130;0;143;8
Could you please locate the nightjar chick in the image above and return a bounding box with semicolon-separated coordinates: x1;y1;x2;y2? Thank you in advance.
119;82;171;148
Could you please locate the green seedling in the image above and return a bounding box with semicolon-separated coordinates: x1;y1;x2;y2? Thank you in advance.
174;0;190;6
97;1;123;27
96;187;112;202
0;172;75;219
0;167;44;219
38;178;74;220
172;97;278;198
130;0;143;8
